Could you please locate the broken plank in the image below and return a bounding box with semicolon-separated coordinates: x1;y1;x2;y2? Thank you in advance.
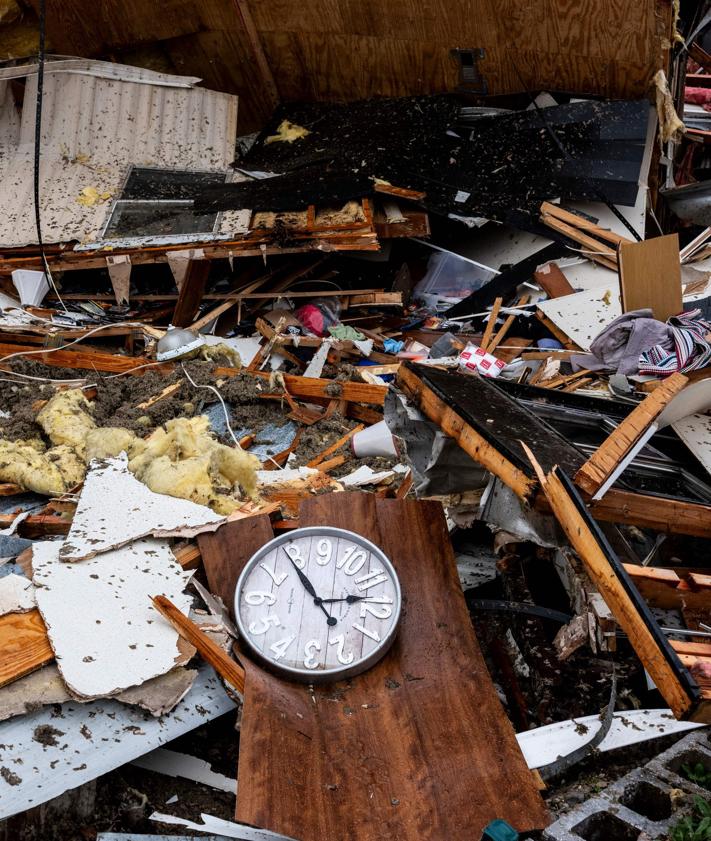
534;262;575;299
216;369;388;406
172;260;211;327
574;372;688;498
136;382;183;410
529;459;697;720
480;297;502;351
235;494;548;839
306;424;364;467
0;609;54;688
0;345;170;375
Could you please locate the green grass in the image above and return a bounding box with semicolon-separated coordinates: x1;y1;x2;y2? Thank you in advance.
683;763;711;791
670;796;711;841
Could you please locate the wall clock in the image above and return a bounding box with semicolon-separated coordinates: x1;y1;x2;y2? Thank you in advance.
234;526;402;681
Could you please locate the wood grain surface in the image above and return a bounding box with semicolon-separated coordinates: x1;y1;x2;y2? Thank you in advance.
0;609;55;688
222;493;547;839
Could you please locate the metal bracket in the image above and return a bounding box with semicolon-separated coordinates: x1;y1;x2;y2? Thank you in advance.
450;48;488;95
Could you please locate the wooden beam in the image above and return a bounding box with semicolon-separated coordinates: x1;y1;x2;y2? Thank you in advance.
526;454;696;720
574;372;688;497
172;259;211;327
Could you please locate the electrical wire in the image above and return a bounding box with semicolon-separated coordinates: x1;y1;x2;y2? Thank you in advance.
33;0;69;314
181;362;242;449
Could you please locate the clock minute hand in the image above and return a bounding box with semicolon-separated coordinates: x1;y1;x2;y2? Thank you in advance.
286;555;337;626
319;594;366;604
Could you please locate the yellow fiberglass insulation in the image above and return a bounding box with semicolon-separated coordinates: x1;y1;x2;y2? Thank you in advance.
128;416;259;513
0;440;84;495
85;427;140;462
36;389;96;459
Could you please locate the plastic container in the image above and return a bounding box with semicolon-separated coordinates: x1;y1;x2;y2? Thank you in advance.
414;251;496;310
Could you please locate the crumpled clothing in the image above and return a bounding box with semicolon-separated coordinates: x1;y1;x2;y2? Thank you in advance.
572;308;711;376
638;308;711;375
571;309;671;376
685;86;711;112
328;324;365;341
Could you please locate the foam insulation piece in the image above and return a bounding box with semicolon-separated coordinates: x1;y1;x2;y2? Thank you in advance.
85;427;137;462
132;747;236;793
36;389;96;459
0;572;35;615
0;663;235;821
264;119;310;145
33;539;193;699
0;439;84;495
60;455;224;561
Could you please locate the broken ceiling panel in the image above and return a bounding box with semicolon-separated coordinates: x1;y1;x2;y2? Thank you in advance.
60;454;225;562
0;663;235;820
33;539;193;698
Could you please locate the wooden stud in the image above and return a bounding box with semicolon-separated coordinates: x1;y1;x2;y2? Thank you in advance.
480;297;502;350
172;260;211;327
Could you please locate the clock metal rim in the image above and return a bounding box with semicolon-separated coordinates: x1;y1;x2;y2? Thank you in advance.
234;526;402;682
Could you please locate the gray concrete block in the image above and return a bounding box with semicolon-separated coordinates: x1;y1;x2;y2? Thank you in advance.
544;729;711;841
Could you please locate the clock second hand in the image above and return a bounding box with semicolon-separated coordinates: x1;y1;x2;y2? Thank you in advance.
286;555;337;626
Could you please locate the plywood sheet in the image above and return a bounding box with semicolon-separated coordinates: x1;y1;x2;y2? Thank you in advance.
229;494;548;839
0;608;54;688
33;539;193;698
619;233;683;321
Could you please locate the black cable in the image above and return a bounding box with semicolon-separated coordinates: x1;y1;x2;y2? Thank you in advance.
33;0;68;312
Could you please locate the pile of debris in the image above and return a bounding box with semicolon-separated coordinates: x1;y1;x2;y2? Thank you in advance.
3;3;711;840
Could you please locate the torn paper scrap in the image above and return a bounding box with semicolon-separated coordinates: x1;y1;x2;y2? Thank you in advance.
60;454;225;561
33;539;193;698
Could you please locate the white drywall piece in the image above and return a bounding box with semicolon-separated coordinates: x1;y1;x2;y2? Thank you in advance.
60;454;224;561
132;747;236;793
33;538;193;698
672;413;711;478
537;285;622;351
0;663;235;820
0;572;35;615
517;709;703;769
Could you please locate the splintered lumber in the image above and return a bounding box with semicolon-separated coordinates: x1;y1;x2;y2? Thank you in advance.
480;297;503;350
618;233;682;321
575;372;688;498
526;453;700;721
397;363;581;500
534;262;575;298
211;494;548;839
151;595;245;694
216;368;388;406
487;294;530;354
307;424;364;467
172;260;211;327
0;609;54;688
0;344;170;375
624;564;711;612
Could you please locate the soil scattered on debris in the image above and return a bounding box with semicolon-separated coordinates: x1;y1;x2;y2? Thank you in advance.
32;724;65;747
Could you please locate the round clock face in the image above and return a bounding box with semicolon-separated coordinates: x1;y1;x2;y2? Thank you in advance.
234;527;401;682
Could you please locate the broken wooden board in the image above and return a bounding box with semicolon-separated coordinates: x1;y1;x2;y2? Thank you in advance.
213;494;548;839
574;372;688;498
60;455;225;561
534;262;576;299
32;539;193;699
0;663;235;821
0;609;54;689
396;363;582;501
618;233;682;321
530;460;703;721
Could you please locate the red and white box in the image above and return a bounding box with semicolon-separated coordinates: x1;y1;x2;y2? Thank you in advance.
458;343;506;378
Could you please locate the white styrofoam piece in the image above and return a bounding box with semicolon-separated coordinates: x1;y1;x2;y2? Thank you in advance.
33;538;193;698
150;813;297;841
0;663;235;820
340;465;395;487
672;413;711;477
516;709;703;769
0;572;35;615
537;285;622;351
60;454;224;561
132;747;236;793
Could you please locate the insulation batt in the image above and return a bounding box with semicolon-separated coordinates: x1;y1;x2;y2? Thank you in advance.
1;389;259;511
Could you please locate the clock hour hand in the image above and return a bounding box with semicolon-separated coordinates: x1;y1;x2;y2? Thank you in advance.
286;555;337;626
318;594;366;604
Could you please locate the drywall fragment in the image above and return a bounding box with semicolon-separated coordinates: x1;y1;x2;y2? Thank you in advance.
150;812;298;840
0;663;235;820
60;455;225;561
0;665;71;722
340;465;396;487
33;539;193;699
116;668;197;717
0;573;35;616
132;747;236;793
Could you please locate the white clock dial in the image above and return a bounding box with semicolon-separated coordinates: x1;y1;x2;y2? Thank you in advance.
234;527;401;681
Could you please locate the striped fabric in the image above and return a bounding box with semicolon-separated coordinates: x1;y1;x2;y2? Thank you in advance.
638;309;711;375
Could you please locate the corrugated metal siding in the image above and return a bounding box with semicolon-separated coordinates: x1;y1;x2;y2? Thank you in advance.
0;64;239;247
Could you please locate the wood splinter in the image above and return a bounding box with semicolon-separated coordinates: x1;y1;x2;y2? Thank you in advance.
151;594;245;694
